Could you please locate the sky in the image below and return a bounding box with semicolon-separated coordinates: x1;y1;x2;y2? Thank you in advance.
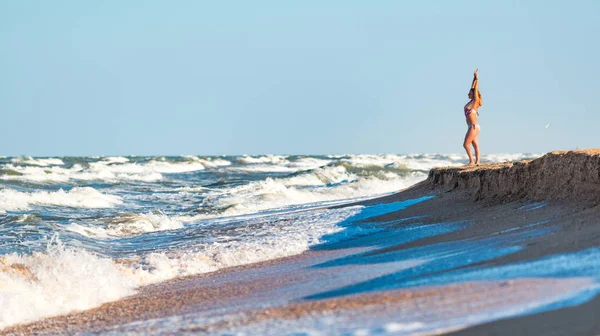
1;1;599;156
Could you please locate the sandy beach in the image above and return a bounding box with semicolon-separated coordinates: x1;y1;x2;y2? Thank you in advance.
4;0;599;333
5;150;600;335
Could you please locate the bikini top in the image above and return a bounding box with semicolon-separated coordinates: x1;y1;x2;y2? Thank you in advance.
464;102;479;116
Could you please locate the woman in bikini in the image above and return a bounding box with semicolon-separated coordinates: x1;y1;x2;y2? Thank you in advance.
463;69;482;165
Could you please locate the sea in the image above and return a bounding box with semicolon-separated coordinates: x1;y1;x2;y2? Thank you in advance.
0;153;540;329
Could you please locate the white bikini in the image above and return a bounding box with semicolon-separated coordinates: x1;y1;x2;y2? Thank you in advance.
464;102;480;130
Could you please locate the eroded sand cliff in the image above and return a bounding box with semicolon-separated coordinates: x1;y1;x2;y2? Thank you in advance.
425;149;600;203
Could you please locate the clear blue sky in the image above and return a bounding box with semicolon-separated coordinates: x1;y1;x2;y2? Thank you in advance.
1;1;599;156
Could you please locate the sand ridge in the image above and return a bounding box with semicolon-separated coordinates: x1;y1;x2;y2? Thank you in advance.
425;149;600;203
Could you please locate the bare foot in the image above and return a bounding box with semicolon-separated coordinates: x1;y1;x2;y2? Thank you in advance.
467;162;475;166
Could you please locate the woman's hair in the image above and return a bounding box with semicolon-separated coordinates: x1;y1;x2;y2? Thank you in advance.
469;89;483;105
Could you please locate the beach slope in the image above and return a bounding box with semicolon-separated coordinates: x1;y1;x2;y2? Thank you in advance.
5;150;600;335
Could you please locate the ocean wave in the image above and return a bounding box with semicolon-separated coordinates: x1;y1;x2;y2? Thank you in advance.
482;153;543;163
115;205;365;285
183;152;542;220
181;155;232;168
101;156;130;164
289;157;332;169
0;205;366;328
282;165;353;186
236;155;289;165
231;156;330;173
0;187;122;212
339;154;463;172
227;164;299;173
0;159;207;183
0;152;550;331
0;154;540;184
187;165;427;219
10;157;65;167
0;238;136;329
66;212;184;238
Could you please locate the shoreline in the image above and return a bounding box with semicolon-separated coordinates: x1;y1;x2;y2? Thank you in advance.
5;150;600;335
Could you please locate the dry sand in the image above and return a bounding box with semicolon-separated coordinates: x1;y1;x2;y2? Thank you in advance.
5;150;600;335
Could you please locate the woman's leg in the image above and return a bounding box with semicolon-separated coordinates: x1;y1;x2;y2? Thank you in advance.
472;128;481;164
463;127;476;165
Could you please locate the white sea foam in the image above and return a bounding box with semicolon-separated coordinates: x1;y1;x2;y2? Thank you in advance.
232;156;330;173
282;165;352;187
66;212;184;238
131;238;315;285
0;153;542;184
289;157;332;169
384;322;425;332
237;155;289;165
126;205;364;285
10;157;65;166
0;205;366;328
188;166;426;219
0;239;136;329
88;158;206;175
171;163;404;220
102;156;130;163
182;155;232;168
333;153;542;172
341;154;407;168
142;160;206;174
228;165;299;173
482;153;543;163
0;187;122;212
341;154;462;172
0;152;549;330
0;163;160;183
0;158;208;183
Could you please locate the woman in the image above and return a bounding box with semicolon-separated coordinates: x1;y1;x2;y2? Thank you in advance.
463;69;482;165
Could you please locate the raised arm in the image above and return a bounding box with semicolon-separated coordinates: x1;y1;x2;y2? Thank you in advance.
471;69;480;103
471;69;478;89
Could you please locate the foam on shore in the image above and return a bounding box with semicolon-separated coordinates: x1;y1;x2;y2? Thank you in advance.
3;150;600;334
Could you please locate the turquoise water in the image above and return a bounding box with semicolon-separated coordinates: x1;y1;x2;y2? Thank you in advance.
0;153;549;330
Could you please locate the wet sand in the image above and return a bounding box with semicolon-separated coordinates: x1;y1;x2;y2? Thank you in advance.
5;150;600;335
